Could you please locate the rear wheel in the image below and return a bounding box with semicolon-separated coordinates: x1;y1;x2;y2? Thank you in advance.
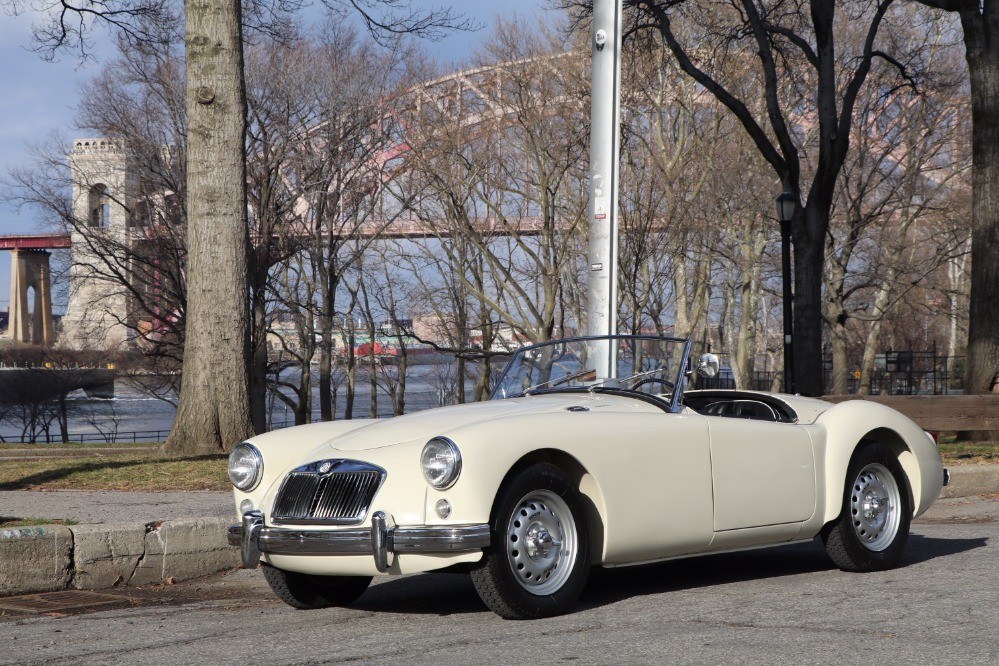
261;564;371;609
471;463;591;620
823;443;911;572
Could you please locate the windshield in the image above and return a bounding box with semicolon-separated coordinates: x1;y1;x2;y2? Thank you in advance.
490;335;690;404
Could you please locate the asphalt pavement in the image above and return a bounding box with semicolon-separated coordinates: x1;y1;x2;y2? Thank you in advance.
0;495;996;665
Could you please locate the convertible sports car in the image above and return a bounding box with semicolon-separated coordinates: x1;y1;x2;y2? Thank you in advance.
228;335;948;619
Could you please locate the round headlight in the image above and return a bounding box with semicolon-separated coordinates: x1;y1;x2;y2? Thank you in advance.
228;442;263;491
421;437;461;490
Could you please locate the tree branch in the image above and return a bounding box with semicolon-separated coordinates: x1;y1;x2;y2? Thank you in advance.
909;0;976;11
331;0;477;46
634;0;788;176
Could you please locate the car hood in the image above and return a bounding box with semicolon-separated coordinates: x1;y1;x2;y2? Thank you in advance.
324;392;660;452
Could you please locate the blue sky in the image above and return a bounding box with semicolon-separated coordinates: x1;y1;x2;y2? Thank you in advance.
0;0;549;311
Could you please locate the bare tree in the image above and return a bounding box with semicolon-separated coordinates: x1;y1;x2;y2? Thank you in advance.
562;0;936;395
4;0;470;453
294;27;413;421
404;23;589;348
822;30;971;394
912;0;999;398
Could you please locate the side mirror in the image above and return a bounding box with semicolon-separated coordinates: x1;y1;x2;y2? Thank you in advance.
696;353;720;378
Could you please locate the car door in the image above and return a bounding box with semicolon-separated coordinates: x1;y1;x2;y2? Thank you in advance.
704;414;816;532
576;407;716;564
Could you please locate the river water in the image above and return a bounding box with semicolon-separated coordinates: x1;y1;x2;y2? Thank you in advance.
0;364;481;443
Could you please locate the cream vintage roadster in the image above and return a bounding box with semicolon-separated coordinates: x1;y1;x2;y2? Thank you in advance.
228;335;948;619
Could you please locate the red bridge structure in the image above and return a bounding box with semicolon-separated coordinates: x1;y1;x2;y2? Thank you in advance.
0;233;72;346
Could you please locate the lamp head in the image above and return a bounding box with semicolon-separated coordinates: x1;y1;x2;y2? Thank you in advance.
775;191;797;223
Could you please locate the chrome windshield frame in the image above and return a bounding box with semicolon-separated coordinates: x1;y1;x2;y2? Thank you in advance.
489;335;692;413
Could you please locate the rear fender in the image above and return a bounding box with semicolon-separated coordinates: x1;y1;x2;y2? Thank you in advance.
817;401;942;524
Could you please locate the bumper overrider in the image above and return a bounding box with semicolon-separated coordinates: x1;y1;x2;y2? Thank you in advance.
228;510;491;573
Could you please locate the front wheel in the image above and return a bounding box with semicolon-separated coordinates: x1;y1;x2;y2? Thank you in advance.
471;463;591;620
261;564;372;609
822;443;911;572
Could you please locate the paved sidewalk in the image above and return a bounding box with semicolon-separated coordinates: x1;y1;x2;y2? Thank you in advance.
0;490;233;524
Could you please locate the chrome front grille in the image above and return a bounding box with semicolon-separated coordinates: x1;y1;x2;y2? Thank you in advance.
272;459;385;525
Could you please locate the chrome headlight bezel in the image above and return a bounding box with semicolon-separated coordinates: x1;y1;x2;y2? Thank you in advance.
228;442;263;491
421;437;462;490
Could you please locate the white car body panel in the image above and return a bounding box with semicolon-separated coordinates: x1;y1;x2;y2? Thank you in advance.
705;416;816;531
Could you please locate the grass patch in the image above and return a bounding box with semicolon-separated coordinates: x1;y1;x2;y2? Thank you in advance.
0;452;229;491
0;517;79;528
937;439;999;464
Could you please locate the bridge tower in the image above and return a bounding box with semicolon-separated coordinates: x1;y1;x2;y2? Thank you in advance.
62;138;136;349
5;249;54;345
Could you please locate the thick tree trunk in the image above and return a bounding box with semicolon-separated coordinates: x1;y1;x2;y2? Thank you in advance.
793;204;828;397
958;14;999;440
166;0;253;454
963;17;999;398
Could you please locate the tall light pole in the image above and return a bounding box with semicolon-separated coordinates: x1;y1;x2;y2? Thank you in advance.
587;0;623;379
775;192;797;394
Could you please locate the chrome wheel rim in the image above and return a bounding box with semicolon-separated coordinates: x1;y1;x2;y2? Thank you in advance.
850;463;901;551
506;490;577;595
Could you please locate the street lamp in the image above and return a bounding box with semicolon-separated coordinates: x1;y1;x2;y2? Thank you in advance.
775;191;797;394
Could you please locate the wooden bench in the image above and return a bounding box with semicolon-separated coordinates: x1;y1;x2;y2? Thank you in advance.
822;394;999;432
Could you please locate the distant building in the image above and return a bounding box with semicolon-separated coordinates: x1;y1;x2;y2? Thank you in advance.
61;139;136;349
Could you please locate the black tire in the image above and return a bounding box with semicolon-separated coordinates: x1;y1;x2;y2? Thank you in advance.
471;462;591;620
261;564;372;610
822;443;912;572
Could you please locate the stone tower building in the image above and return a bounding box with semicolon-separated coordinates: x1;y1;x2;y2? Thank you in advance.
61;138;136;349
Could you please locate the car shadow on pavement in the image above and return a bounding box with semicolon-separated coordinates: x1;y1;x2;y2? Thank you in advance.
350;533;987;616
346;542;834;616
578;540;835;611
349;541;839;616
901;533;988;566
353;572;484;616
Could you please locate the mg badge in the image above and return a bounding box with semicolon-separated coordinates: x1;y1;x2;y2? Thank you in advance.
318;461;332;474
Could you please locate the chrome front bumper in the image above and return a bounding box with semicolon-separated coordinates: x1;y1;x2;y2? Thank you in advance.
228;510;491;573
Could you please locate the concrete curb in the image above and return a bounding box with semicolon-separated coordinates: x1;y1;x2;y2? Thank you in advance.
0;517;239;597
0;526;73;595
940;464;999;499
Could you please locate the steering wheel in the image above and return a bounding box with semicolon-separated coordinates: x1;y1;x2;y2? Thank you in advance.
630;377;675;397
